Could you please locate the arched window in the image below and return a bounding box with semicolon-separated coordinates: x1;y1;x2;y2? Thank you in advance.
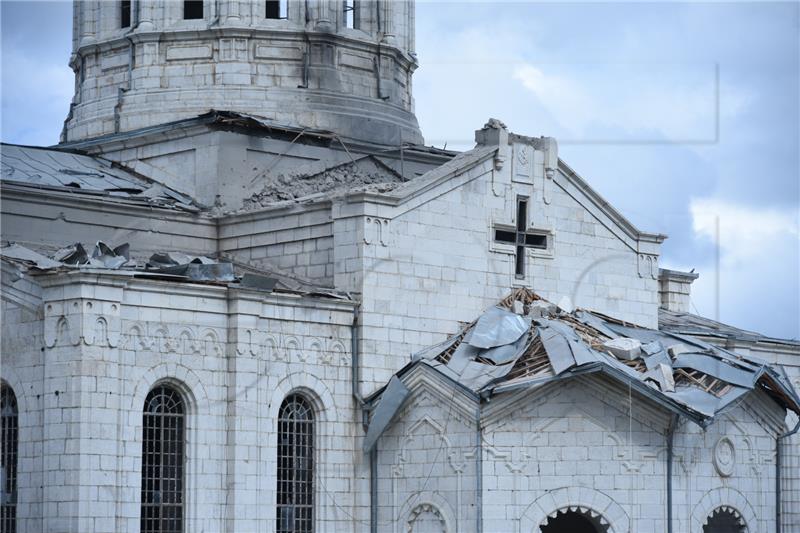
141;385;185;533
1;384;18;533
276;394;314;533
704;506;746;533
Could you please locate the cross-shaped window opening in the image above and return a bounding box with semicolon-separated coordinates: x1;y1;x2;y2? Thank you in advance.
494;196;547;279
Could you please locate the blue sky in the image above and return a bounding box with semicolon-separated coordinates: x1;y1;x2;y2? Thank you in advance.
2;1;799;339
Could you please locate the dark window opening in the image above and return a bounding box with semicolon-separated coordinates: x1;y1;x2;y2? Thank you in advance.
183;0;204;20
515;246;525;278
493;196;548;279
540;509;607;533
121;0;132;28
494;229;515;243
516;197;528;231
525;234;547;248
703;507;746;533
141;385;185;533
1;385;18;533
266;0;287;19
343;0;356;29
276;394;314;533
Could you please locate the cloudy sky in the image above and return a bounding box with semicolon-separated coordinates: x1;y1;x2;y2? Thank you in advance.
2;1;798;339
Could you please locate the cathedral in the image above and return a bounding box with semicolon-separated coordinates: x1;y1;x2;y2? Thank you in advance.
1;1;799;532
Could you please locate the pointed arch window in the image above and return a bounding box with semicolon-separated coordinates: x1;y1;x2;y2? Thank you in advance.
141;385;185;533
1;385;18;533
276;394;314;533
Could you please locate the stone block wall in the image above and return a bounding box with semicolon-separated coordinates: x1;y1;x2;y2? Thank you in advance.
376;371;787;533
0;273;363;532
335;138;661;392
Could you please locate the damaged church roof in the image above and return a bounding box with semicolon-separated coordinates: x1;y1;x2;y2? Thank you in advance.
0;143;199;211
659;307;800;347
398;288;800;428
0;242;351;300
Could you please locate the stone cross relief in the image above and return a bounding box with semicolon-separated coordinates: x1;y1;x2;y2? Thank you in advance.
493;196;548;279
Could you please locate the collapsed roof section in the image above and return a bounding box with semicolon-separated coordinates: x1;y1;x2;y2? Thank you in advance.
392;288;800;429
244;155;408;209
0;242;350;300
0;143;199;211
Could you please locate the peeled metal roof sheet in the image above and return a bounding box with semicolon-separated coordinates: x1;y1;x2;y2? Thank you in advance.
469;306;529;349
394;288;800;428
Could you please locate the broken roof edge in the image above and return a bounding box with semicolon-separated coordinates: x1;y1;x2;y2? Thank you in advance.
1;143;203;210
0;182;211;219
6;261;355;304
337;145;498;210
557;158;668;246
659;307;800;348
56;110;459;162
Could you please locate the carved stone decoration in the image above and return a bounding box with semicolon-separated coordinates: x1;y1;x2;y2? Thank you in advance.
407;503;447;533
364;217;390;247
714;436;736;477
637;254;659;279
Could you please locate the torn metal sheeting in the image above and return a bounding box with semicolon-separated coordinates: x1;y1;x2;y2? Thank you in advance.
54;243;89;265
458;360;515;390
644;350;672;371
605;323;665;344
238;273;278;292
448;342;482;375
480;330;531;365
90;241;130;269
672;353;758;389
574;310;618;338
643;363;675;393
469;306;529;349
394;288;800;429
538;325;575;375
147;252;216;268
412;334;461;362
0;244;63;269
363;376;410;452
664;387;720;417
155;262;235;281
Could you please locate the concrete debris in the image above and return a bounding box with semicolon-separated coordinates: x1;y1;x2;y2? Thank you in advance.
399;288;800;427
244;156;405;208
602;337;642;361
528;300;558;318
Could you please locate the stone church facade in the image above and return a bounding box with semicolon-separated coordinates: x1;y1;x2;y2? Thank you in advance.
1;1;798;533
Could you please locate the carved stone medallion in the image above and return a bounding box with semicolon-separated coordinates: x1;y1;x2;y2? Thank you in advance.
713;436;735;477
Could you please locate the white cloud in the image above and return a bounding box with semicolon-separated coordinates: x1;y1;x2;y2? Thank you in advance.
690;197;799;264
512;62;748;142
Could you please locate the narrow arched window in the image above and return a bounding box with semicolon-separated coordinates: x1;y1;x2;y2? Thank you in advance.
1;384;18;533
141;385;185;533
276;394;314;533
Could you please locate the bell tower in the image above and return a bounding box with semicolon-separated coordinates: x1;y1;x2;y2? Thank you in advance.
62;0;423;146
